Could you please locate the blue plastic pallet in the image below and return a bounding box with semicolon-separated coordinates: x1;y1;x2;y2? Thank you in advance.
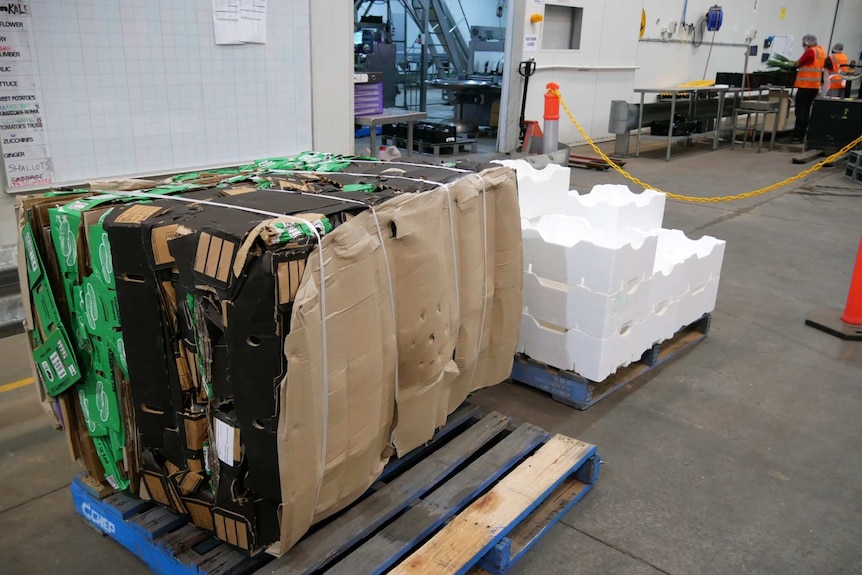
511;314;711;410
72;405;599;575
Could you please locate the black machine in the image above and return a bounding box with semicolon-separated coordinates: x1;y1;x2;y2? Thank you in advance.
806;98;862;152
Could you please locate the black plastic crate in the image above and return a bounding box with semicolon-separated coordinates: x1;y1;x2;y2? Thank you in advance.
415;122;456;144
715;72;743;87
649;120;702;136
381;122;407;139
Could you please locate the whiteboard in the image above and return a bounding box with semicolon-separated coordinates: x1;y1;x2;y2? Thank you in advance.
3;0;312;190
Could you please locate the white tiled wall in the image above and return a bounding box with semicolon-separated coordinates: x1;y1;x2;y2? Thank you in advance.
27;0;313;185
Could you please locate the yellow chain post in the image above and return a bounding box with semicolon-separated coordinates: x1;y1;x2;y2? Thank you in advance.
551;88;862;203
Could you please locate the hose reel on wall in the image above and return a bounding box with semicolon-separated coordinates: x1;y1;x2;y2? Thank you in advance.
706;5;723;32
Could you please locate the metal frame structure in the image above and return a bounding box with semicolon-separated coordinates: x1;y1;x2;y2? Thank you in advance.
354;0;471;111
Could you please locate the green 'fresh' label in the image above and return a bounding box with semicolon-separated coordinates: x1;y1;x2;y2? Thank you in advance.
56;216;76;268
85;281;100;332
116;337;127;374
97;232;113;284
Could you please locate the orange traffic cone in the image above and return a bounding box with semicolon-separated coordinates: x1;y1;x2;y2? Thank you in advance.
841;235;862;325
806;234;862;340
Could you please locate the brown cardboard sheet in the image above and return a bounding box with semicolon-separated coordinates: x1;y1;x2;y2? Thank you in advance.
373;191;460;453
274;167;522;554
277;212;397;551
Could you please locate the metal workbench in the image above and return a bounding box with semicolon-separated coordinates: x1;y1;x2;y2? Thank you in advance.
634;85;731;161
355;109;428;157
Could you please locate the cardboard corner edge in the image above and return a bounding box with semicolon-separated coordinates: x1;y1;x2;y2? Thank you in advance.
16;202;35;330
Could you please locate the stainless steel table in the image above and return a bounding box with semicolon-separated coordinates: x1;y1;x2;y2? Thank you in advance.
355;109;428;157
634;86;731;161
729;85;789;153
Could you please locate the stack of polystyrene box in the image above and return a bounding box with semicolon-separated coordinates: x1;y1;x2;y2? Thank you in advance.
496;159;725;382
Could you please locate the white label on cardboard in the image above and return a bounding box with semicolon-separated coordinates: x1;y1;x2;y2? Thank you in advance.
203;442;211;474
524;35;539;52
215;418;235;466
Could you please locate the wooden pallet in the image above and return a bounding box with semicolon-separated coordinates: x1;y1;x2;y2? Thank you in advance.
381;135;478;156
511;314;711;410
72;405;599;575
567;154;627;171
791;148;824;164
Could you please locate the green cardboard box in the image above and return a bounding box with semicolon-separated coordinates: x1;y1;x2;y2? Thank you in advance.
93;435;129;491
21;222;81;396
48;195;122;279
87;211;116;290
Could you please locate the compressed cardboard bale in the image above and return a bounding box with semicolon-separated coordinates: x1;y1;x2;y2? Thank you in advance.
276;165;522;553
13;156;521;556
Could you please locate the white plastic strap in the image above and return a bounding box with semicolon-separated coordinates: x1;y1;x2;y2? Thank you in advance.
346;159;473;173
467;174;490;392
269;169;452;187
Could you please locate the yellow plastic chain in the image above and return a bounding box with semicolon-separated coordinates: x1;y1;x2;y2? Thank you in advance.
550;88;862;203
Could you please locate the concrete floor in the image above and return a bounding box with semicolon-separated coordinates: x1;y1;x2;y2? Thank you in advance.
2;143;862;574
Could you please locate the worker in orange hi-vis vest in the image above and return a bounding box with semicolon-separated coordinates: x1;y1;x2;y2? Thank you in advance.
827;43;850;97
792;34;826;143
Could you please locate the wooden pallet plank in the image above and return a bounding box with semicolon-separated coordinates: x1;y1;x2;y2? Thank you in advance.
104;489;154;519
477;455;601;574
72;477;200;575
327;423;550;575
389;435;595;575
268;412;511;575
159;524;211;555
792;148;823;164
130;506;187;540
79;473;116;499
197;544;251;574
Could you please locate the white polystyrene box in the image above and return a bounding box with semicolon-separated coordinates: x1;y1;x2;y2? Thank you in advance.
649;260;689;313
523;215;659;293
655;229;725;285
646;276;720;345
523;270;651;338
518;312;652;381
650;229;726;312
645;295;681;345
494;159;573;220
676;276;721;327
566;185;666;234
